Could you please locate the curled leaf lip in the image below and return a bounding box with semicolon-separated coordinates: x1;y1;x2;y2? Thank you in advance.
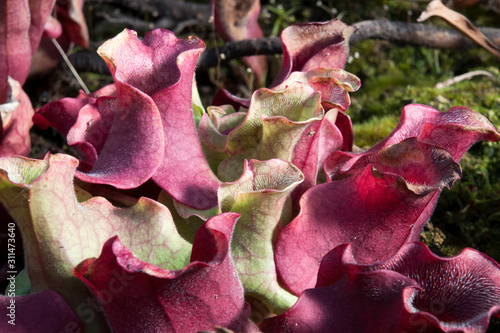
218;159;304;213
230;159;304;192
75;234;228;281
0;154;51;185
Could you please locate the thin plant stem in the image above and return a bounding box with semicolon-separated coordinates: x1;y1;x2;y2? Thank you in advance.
51;38;90;94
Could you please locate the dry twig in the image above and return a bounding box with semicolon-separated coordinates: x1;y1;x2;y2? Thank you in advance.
434;70;497;89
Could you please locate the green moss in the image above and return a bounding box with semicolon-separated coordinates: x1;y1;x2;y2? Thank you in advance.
352;115;399;149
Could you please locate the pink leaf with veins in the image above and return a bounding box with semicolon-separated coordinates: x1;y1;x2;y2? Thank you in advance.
277;103;500;295
71;82;164;188
268;243;500;332
74;213;258;333
360;104;500;163
322;104;500;244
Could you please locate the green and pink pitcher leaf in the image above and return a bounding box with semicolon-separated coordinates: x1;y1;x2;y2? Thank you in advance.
219;159;304;313
218;82;323;181
74;213;258;332
0;153;193;331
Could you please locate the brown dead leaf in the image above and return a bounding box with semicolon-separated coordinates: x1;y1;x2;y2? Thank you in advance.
418;0;500;57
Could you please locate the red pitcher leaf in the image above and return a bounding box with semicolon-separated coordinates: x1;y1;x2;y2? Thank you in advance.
0;290;83;332
327;138;462;194
33;84;117;135
334;110;354;151
0;153;193;331
369;104;500;161
212;0;267;80
74;213;258;333
218;82;323;181
35;33;165;189
260;270;419;333
0;0;30;103
219;159;304;313
33;95;97;139
36;28;221;206
71;82;164;188
273;19;355;86
275;139;461;294
273;68;361;111
97;29;198;97
319;242;500;333
325;104;500;181
0;77;34;157
98;29;221;209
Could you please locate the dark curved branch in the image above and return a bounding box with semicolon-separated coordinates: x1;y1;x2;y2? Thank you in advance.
350;20;500;49
67;20;500;75
197;36;282;71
